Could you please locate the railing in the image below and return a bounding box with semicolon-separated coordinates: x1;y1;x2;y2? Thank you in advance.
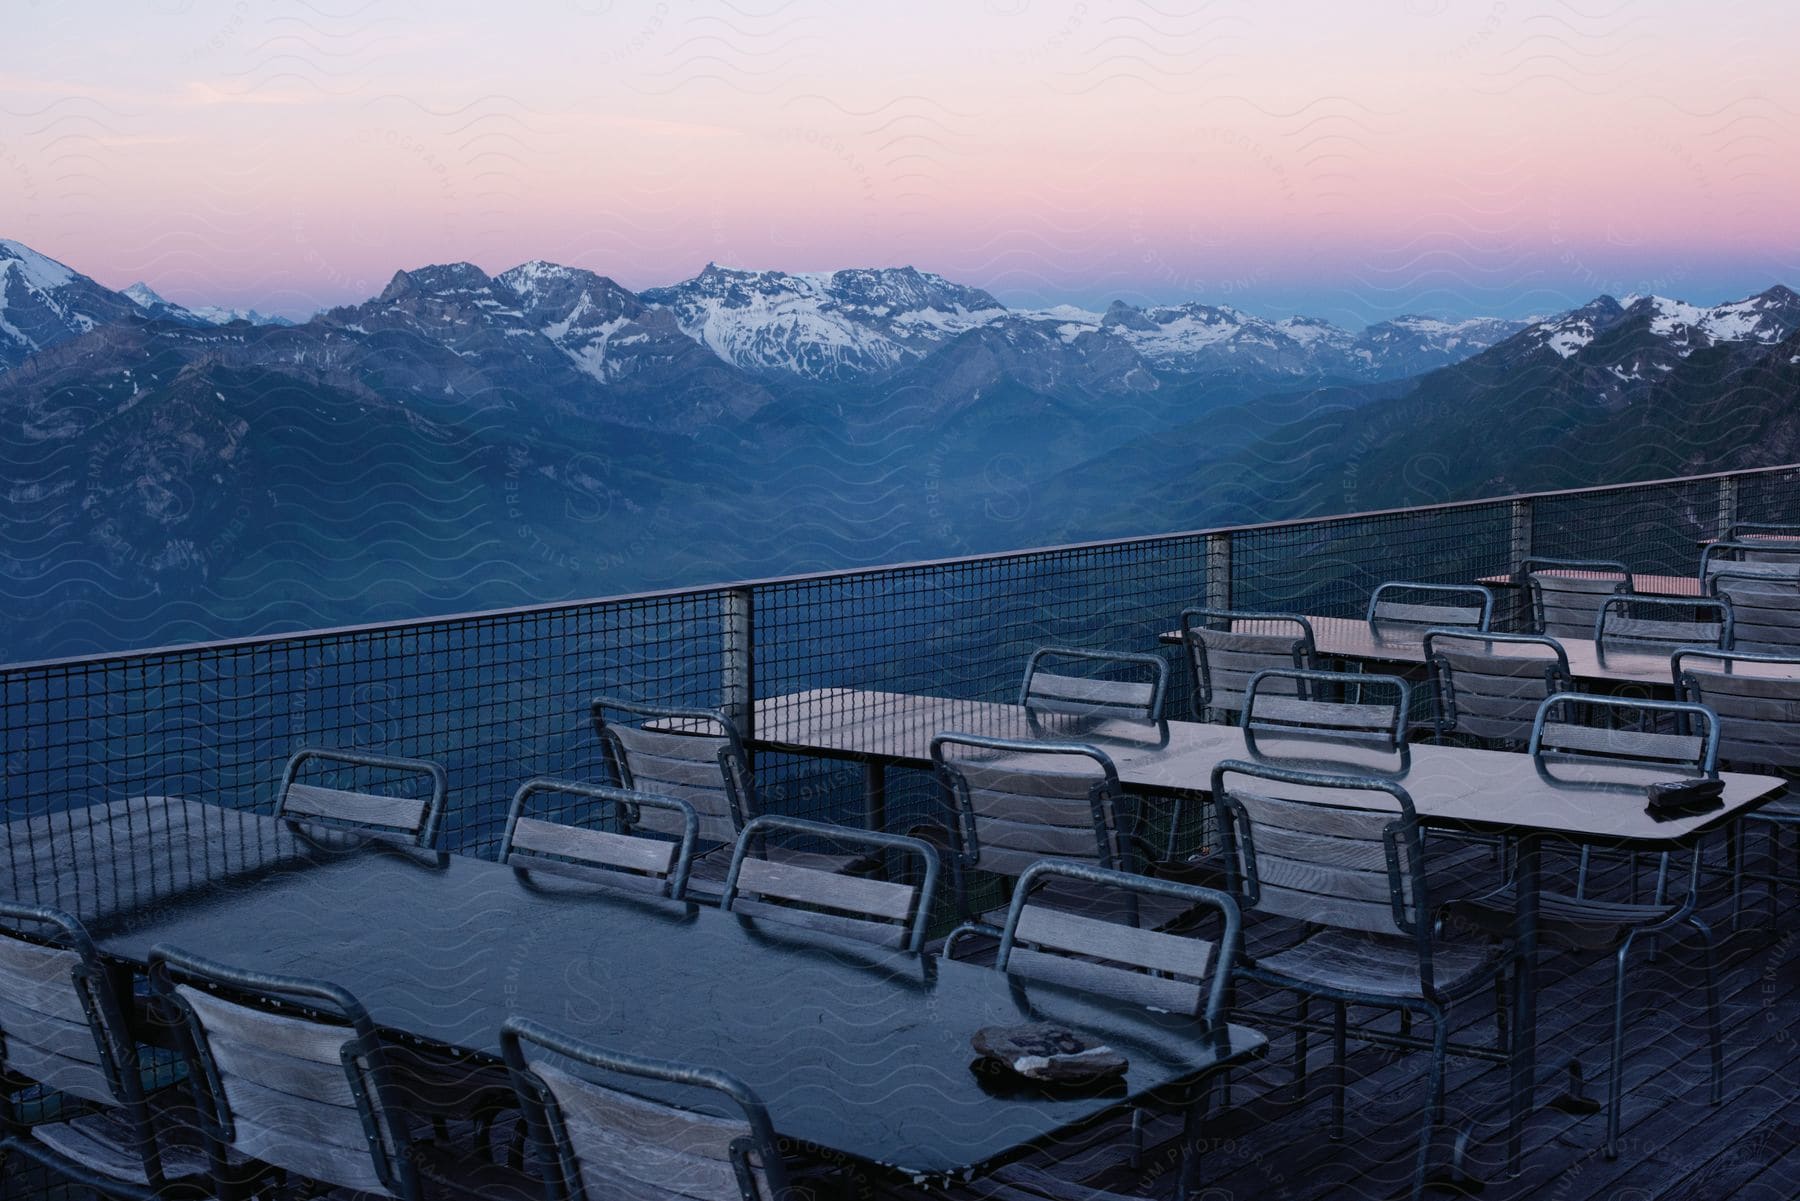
5;463;1799;858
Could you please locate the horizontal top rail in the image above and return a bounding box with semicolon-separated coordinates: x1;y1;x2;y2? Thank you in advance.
5;461;1796;676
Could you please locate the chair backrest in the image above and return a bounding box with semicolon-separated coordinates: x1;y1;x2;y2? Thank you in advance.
1178;608;1316;720
1423;630;1571;746
1528;693;1720;777
721;817;939;952
1210;761;1436;988
1725;521;1800;544
1241;667;1409;750
1520;557;1632;640
275;747;447;848
1708;534;1800;567
501;1018;789;1201
1019;647;1168;722
500;779;699;899
1366;581;1493;634
930;732;1132;878
149;947;416;1199
1593;594;1732;664
1709;572;1800;654
994;862;1241;1027
1674;649;1800;772
592;698;752;848
0;903;135;1112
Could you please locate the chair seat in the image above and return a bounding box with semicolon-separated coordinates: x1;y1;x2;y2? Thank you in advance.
1249;929;1501;1001
25;1097;213;1190
1444;885;1684;950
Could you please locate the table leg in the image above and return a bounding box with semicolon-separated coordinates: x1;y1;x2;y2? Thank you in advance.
1508;831;1540;1176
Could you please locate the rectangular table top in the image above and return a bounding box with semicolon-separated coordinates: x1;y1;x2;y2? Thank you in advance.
0;797;1264;1183
1476;569;1703;598
753;688;1783;848
1160;615;1680;688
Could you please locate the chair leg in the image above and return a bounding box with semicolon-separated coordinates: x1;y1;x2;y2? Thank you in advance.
1178;1083;1216;1201
1411;1009;1448;1201
1690;915;1725;1106
1493;966;1510;1054
1291;994;1311;1103
1331;1001;1348;1142
1606;933;1637;1159
1129;1107;1143;1170
1729;822;1744;932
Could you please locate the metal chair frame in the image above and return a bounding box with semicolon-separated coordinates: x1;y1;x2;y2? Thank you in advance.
1366;581;1495;633
1177;607;1317;722
1514;693;1726;1156
1209;760;1508;1201
591;697;757;845
1019;646;1170;722
0;904;210;1201
1422;629;1573;747
1518;557;1632;639
274;747;448;848
500;779;700;900
1241;667;1411;753
499;1017;790;1201
720;815;940;953
147;946;422;1201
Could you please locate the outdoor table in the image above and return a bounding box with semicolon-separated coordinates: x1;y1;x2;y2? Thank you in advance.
750;686;1785;1177
1158;614;1680;690
1476;569;1703;599
0;795;1266;1186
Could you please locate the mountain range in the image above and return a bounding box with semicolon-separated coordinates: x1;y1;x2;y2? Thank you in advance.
2;235;1796;663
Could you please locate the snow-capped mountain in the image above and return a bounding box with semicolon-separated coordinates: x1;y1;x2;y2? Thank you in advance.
640;264;1006;380
0;239;144;370
124;281;295;327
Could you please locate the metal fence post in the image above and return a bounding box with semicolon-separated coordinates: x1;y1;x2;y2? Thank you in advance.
1204;532;1233;610
721;587;755;745
1716;475;1740;540
1508;499;1533;575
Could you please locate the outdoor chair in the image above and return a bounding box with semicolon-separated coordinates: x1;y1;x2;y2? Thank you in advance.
1177;607;1317;723
500;1017;793;1201
1675;649;1800;921
500;779;699;899
1020;646;1169;722
1593;595;1731;665
721;816;940;951
1366;581;1494;635
148;947;532;1200
929;732;1189;930
1210;761;1510;1201
0;903;220;1200
1519;557;1632;640
1443;694;1725;1158
1706;535;1800;569
943;861;1243;1199
1724;520;1800;543
1708;571;1800;654
274;747;447;848
593;697;874;897
1422;630;1572;747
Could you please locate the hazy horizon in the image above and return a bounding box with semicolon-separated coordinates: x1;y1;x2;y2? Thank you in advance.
7;1;1799;327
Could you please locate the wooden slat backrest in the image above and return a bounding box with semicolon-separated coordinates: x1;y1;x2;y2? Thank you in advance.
1535;722;1706;768
728;858;919;949
1221;782;1414;937
1006;903;1215;1015
1249;695;1398;737
938;752;1119;877
508;817;681;886
1529;571;1628;639
1369;600;1484;629
0;935;113;1105
1677;654;1800;770
281;783;430;837
1024;672;1157;715
530;1058;769;1201
1711;577;1800;654
1186;624;1309;714
1430;637;1566;744
607;724;740;846
175;984;390;1194
1599;614;1724;650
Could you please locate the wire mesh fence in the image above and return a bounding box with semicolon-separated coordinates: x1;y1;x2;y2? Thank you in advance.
5;464;1800;864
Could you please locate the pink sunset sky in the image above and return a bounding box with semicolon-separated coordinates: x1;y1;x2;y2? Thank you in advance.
5;0;1799;325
